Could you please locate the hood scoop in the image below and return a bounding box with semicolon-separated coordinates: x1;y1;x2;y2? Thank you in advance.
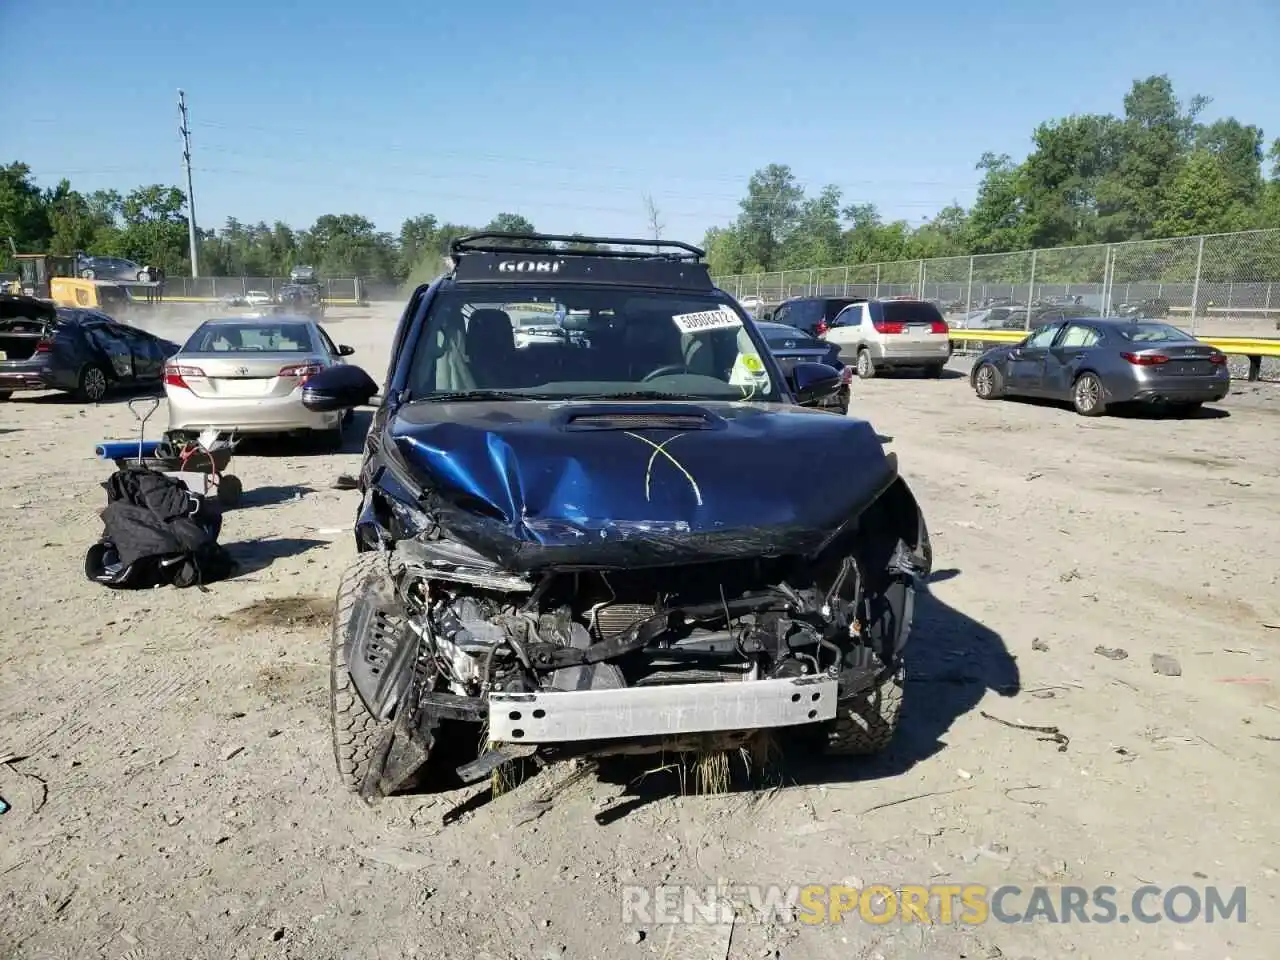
563;409;717;432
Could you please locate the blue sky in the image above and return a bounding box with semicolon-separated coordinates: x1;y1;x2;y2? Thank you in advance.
4;0;1278;242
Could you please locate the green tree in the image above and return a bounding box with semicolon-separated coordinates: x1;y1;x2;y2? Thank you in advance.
1154;151;1239;236
483;213;547;247
0;163;52;266
735;164;803;271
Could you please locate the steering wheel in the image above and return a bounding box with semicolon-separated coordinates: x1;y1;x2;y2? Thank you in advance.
641;364;687;382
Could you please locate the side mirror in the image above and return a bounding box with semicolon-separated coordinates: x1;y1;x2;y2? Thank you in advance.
789;361;842;406
302;364;378;412
338;344;355;356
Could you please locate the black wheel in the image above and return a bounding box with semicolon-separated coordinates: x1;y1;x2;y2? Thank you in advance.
1072;372;1107;417
924;363;945;379
973;362;1004;399
77;364;110;403
331;554;408;792
0;391;11;402
855;348;876;380
215;474;242;507
825;665;905;756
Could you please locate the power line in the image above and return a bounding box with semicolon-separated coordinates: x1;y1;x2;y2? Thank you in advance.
184;117;979;189
190;142;968;208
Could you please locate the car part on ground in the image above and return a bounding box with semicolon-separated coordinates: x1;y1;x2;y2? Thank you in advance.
0;294;178;403
163;314;355;445
302;231;930;800
969;317;1229;417
821;299;950;378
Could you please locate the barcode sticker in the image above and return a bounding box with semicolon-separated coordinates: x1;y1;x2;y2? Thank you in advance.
671;306;743;334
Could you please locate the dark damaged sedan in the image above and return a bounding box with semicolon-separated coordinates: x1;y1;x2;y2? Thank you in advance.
971;316;1230;417
301;232;932;800
0;294;179;402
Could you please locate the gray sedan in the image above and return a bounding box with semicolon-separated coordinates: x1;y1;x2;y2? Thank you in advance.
970;318;1230;417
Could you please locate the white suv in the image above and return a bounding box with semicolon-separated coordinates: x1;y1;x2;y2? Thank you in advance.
822;298;951;379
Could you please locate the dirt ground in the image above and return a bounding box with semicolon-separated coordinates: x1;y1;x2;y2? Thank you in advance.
2;306;1278;960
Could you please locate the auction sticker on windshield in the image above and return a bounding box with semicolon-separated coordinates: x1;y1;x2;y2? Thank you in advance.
671;306;743;334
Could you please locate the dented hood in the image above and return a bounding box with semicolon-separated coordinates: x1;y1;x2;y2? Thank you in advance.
388;399;899;571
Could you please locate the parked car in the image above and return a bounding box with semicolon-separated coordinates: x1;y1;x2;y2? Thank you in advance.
76;254;149;282
756;321;850;414
1115;298;1171;320
821;298;951;378
293;231;932;800
278;283;325;320
769;296;867;337
243;290;274;307
0;294;178;402
970;317;1229;416
164;315;356;446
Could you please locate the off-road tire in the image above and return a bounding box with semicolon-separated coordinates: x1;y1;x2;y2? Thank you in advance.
973;362;1004;399
331;553;400;792
1071;372;1107;417
825;665;906;756
77;364;109;403
855;348;876;380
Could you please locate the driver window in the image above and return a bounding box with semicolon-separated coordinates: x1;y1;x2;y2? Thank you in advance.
1025;324;1060;349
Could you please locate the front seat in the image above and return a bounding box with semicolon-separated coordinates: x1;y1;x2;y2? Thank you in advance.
466;309;519;388
682;334;717;377
623;313;683;379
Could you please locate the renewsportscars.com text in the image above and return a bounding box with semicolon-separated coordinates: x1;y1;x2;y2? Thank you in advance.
621;883;1247;926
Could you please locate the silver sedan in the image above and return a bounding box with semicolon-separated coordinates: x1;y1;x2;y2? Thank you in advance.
164;315;357;445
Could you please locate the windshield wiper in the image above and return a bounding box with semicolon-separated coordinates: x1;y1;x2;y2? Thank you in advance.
408;390;535;403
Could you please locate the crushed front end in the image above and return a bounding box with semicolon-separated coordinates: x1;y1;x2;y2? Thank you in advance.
334;408;931;799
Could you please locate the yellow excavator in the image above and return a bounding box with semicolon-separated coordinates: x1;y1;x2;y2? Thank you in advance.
5;251;162;317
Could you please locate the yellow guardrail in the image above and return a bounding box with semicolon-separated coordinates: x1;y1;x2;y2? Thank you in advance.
948;328;1280;357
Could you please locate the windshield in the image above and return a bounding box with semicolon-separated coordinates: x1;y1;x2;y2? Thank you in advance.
406;285;779;402
1117;322;1194;343
184;320;314;353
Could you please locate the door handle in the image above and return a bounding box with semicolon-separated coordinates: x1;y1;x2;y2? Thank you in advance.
1073;352;1086;360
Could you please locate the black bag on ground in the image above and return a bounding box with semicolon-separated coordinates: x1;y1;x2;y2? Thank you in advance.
85;467;237;589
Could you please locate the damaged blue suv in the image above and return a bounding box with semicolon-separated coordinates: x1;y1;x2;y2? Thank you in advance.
300;233;933;799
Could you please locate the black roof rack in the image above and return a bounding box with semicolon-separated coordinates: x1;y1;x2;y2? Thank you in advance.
449;232;705;262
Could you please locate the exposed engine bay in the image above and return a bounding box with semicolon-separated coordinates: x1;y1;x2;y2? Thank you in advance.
342;472;930;799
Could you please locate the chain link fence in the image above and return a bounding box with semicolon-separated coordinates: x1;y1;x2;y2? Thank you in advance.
715;229;1280;338
154;276;364;302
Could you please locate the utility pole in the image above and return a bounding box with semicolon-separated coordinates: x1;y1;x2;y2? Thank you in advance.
177;89;200;277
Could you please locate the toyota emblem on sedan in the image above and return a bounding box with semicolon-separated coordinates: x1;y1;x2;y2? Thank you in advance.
235;366;249;376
